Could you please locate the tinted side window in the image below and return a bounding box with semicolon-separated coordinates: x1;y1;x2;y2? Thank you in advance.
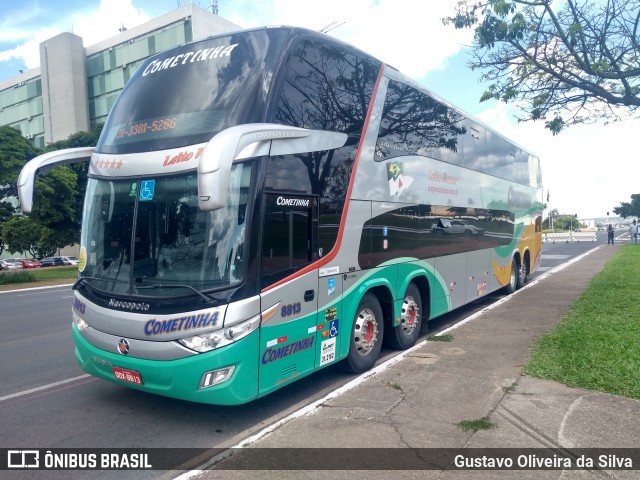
268;38;381;255
262;194;317;287
375;80;466;165
273;38;380;134
375;81;535;187
358;203;514;267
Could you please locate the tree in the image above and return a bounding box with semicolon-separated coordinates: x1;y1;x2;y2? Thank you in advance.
0;126;39;201
0;124;101;256
0;200;14;255
0;126;40;254
1;216;57;258
443;0;640;134
44;123;103;151
44;123;103;235
613;193;640;218
32;166;80;248
545;208;559;228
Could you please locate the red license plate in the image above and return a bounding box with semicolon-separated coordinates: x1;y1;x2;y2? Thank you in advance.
112;366;143;385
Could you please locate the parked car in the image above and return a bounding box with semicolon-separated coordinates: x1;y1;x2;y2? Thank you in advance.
431;218;485;236
0;259;23;270
39;256;66;267
61;256;80;266
19;258;42;268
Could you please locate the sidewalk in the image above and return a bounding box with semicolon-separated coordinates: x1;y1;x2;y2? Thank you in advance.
191;244;640;479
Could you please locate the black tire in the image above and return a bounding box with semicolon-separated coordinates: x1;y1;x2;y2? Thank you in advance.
506;258;518;294
343;293;384;373
386;283;422;350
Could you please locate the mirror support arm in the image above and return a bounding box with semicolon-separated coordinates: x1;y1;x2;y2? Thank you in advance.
17;147;95;213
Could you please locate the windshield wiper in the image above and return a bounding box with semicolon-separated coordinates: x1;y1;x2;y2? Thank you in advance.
73;276;127;290
134;283;216;303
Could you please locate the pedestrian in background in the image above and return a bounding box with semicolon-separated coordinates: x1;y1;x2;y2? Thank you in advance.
630;220;639;244
607;224;614;244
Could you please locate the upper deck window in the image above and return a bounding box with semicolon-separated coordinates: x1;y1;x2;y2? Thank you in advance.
97;30;288;154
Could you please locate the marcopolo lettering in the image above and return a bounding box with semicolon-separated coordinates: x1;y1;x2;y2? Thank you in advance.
276;197;310;207
142;44;238;77
254;130;296;140
108;298;150;311
261;336;314;364
144;312;219;336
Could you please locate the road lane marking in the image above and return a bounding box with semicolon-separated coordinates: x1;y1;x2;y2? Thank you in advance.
15;289;73;297
0;374;91;403
0;284;74;295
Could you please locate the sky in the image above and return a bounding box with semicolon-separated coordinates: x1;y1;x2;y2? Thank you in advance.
0;0;637;220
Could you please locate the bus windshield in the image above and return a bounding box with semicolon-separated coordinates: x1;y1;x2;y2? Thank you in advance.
96;29;286;154
79;164;251;296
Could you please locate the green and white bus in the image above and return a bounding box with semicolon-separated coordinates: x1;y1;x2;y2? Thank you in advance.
18;26;543;405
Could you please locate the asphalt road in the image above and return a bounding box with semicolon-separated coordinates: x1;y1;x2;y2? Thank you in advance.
0;234;604;479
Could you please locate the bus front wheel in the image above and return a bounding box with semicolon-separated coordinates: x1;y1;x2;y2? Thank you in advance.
386;283;422;350
343;293;384;373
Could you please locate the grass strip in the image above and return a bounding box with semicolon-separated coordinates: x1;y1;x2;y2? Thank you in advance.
0;266;77;285
524;245;640;400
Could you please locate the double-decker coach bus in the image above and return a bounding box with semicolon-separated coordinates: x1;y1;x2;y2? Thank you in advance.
18;26;542;405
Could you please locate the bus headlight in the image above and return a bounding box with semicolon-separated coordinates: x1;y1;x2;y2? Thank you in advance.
178;315;260;353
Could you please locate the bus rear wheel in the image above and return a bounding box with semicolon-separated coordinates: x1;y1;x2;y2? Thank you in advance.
517;260;528;289
387;283;422;350
507;258;519;294
343;293;384;373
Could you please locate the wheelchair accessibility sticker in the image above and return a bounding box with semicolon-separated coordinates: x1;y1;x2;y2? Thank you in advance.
139;180;155;201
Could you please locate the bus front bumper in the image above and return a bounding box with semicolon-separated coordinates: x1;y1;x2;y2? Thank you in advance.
72;324;259;405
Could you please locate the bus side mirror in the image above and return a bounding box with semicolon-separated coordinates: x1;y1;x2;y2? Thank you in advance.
197;123;347;211
17;147;95;213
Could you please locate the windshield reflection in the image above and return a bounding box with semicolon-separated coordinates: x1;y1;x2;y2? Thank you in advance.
80;164;251;296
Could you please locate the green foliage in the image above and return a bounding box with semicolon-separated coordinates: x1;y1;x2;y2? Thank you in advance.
443;1;640;134
543;209;584;230
545;117;565;136
0;126;38;254
428;334;454;342
457;417;496;432
0;124;103;256
0;270;36;285
0;200;15;254
44;123;102;233
1;216;46;257
613;193;640;218
0;265;77;287
44;123;103;151
32;166;80;248
525;246;640;400
0;126;38;200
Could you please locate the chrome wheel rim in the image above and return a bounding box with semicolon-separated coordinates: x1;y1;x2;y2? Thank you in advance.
354;308;378;356
400;296;419;336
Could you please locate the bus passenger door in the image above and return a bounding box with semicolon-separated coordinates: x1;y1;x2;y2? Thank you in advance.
259;193;319;396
